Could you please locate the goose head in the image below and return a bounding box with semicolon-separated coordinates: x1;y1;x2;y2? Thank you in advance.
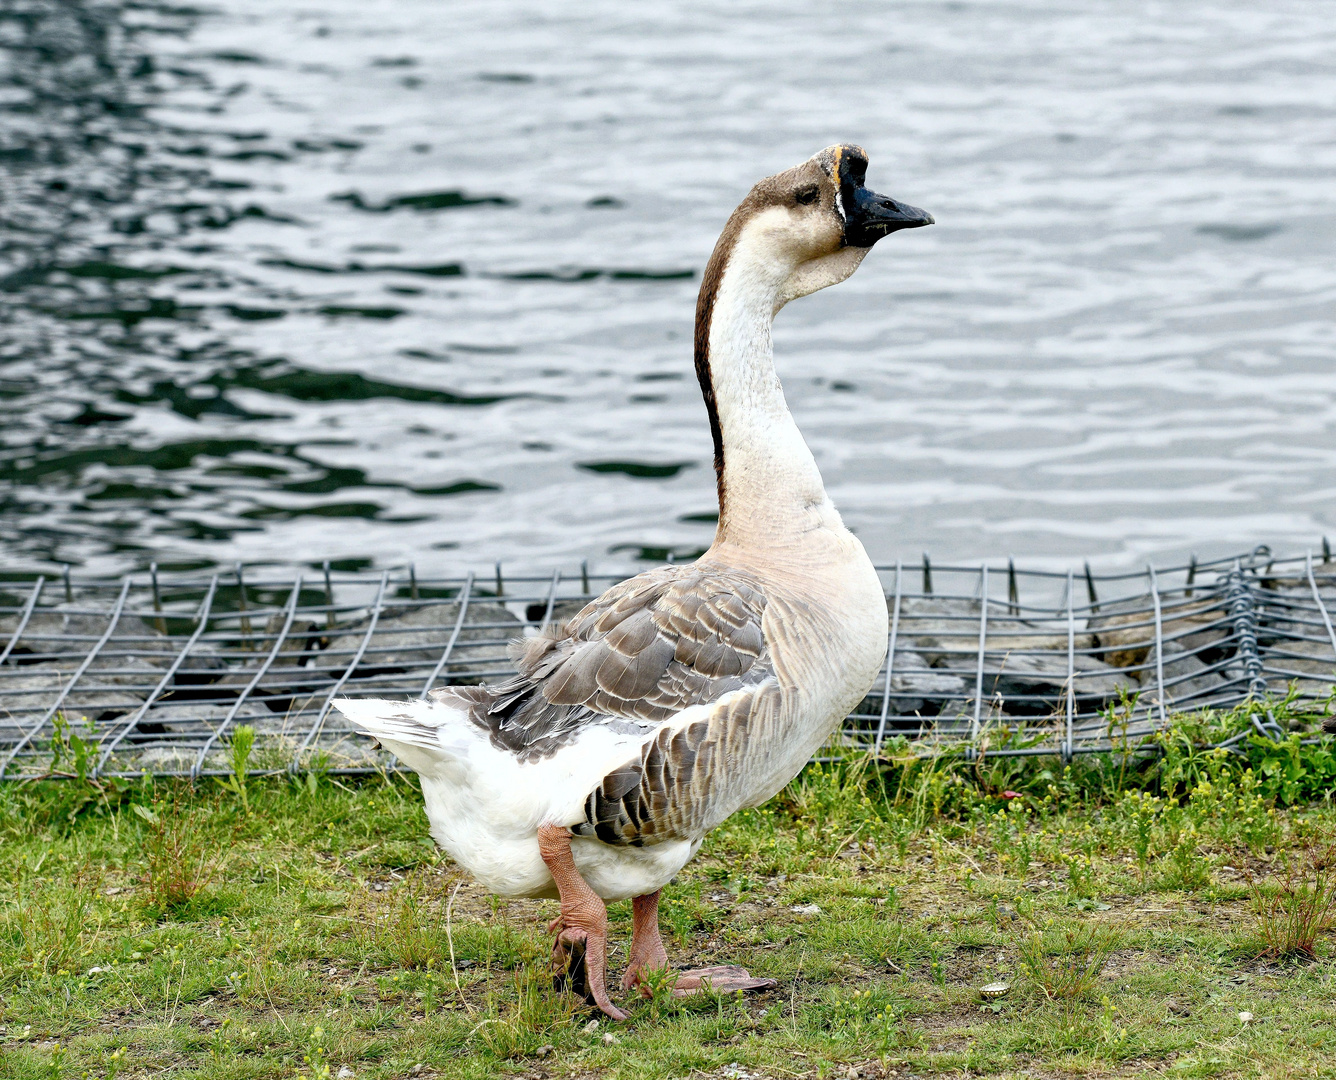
705;143;933;312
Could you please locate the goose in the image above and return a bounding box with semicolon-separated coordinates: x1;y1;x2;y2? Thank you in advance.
335;144;932;1019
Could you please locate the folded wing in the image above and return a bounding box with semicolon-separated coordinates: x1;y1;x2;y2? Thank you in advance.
446;563;771;763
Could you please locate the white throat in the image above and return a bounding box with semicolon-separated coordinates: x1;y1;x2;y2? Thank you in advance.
704;212;867;547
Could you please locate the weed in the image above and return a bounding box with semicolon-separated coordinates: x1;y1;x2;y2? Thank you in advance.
45;1041;65;1080
298;1024;331;1080
1098;994;1129;1052
388;884;447;970
638;962;679;1018
3;883;90;982
1249;730;1336;806
217;724;255;812
926;939;949;986
1121;790;1164;882
1251;848;1336;958
1184;763;1278;851
103;1045;127;1080
472;957;576;1058
991;799;1034;877
1159;822;1211;891
135;794;225;913
1062;852;1096;897
1014;920;1123;1000
824;986;876;1039
48;713;92;784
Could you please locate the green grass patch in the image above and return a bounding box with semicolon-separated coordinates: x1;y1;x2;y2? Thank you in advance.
2;700;1335;1078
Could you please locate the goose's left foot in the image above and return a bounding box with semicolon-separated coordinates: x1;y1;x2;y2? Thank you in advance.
538;823;628;1021
622;889;777;997
671;965;778;995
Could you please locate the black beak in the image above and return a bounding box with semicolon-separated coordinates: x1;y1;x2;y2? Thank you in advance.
843;185;934;248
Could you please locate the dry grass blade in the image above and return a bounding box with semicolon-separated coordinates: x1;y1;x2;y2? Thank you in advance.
445;879;474;1016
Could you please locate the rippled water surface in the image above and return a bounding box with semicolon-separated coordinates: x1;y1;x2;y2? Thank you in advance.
3;0;1335;577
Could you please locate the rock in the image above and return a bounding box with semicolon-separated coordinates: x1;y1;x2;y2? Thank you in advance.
96;703;230;776
981;651;1137;710
887;649;1133;725
0;663;144;721
85;655;181;693
932;700;1010;732
1139;644;1234;707
205;611;329;706
1257;580;1336;639
882;649;967;716
895;596;1095;666
324;601;520;683
1260;637;1336;697
1259;570;1336;600
894;597;983;668
133;745;199;772
1089;595;1226;668
126;702;228;735
317;738;385;770
0;600;228;729
0;604;179;664
0;662;152;769
209;664;335;714
261;613;325;666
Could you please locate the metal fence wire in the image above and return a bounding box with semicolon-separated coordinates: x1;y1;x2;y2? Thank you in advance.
3;546;1335;781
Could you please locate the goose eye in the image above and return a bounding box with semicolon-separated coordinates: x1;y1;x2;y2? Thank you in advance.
794;186;819;206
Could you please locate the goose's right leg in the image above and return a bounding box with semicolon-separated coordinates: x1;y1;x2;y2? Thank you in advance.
622;889;670;991
537;823;628;1021
622;889;777;997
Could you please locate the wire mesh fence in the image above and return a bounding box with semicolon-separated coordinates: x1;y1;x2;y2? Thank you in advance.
2;545;1334;781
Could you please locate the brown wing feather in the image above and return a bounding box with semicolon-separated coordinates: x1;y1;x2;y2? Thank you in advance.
453;564;771;762
572;680;780;847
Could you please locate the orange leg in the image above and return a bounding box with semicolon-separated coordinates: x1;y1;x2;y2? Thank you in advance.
621;888;778;997
621;890;670;991
536;823;628;1021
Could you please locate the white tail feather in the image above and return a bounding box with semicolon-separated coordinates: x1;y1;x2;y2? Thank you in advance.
332;697;461;754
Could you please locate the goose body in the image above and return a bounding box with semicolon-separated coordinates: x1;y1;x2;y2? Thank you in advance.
338;546;888;901
335;144;931;1015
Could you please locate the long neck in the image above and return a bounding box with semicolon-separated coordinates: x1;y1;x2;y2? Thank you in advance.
694;227;833;548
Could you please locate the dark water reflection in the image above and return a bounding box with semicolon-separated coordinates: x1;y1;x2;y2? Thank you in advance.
3;0;1335;577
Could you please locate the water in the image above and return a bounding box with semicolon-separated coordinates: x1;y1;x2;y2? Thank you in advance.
3;0;1335;579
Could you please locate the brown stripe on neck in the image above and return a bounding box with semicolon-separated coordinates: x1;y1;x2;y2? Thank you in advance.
691;152;841;542
693;201;757;533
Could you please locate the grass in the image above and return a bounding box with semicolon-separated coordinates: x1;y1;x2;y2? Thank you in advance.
1;699;1335;1079
1013;921;1123;1001
1251;848;1336;960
